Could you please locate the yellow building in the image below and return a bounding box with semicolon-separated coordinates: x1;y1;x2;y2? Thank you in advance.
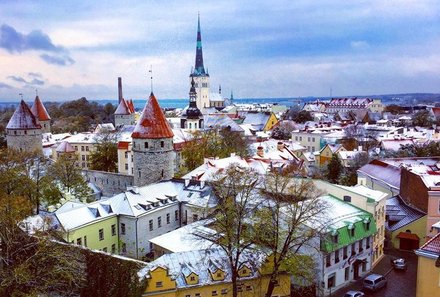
141;249;290;297
318;143;346;167
415;233;440;297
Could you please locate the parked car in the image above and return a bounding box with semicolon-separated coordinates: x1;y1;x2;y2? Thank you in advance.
343;290;365;297
363;273;387;291
392;258;408;271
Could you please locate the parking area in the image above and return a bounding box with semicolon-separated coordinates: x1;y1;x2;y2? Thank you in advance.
334;249;417;297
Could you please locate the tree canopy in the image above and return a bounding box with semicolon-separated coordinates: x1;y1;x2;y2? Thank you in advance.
89;130;119;172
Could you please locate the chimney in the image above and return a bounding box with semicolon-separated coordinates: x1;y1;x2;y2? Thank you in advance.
257;146;264;157
118;77;123;103
277;141;284;151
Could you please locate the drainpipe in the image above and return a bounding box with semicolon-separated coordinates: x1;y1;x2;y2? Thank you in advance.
135;218;139;259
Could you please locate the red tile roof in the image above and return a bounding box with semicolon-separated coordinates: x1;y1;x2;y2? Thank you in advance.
30;96;51;121
114;99;131;115
132;92;173;139
420;232;440;255
117;141;130;150
127;99;135;113
397;232;420;240
6;100;41;130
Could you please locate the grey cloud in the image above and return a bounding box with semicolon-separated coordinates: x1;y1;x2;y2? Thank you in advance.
0;24;75;67
28;72;42;78
30;78;44;86
0;24;62;53
0;82;12;89
40;54;75;66
7;75;27;83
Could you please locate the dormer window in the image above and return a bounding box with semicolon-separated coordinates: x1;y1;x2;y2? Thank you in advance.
348;224;355;237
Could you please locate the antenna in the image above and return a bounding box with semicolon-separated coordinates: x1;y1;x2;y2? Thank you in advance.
149;65;153;93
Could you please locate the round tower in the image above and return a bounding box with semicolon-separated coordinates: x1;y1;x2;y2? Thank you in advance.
6;100;42;153
131;92;175;187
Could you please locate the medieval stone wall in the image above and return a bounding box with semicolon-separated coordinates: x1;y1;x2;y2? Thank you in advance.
6;129;42;152
83;169;134;197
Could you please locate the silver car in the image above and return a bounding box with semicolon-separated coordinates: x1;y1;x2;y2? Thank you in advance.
392;258;408;271
343;290;365;297
363;273;387;291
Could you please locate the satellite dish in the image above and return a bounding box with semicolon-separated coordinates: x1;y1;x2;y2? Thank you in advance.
435;255;440;268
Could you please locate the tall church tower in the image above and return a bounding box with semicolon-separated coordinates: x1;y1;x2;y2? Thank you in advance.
6;100;42;153
181;78;204;130
189;14;210;112
131;92;174;187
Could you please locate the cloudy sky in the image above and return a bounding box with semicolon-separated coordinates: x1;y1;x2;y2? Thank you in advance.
0;0;439;101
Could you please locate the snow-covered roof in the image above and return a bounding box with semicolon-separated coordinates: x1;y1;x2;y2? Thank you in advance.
386;195;425;232
132;92;174;139
55;140;76;153
203;114;244;132
139;248;265;288
6;100;41;130
380;139;414;151
149;219;216;253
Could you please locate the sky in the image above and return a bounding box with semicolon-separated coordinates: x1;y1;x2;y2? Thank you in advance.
0;0;439;101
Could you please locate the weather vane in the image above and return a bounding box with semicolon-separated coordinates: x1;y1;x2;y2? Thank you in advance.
35;89;38;97
19;93;23;101
149;65;153;93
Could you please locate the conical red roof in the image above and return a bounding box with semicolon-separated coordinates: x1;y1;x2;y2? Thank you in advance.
6;100;41;130
31;96;51;121
114;98;131;115
128;99;135;113
132;92;173;139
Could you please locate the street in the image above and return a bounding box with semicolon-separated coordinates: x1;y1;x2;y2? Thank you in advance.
334;249;417;297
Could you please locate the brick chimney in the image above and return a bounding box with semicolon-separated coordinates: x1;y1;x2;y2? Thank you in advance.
257;146;264;157
277;141;284;151
118;77;123;103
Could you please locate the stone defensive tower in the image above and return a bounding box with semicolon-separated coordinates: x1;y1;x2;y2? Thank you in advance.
30;95;51;133
6;100;42;153
115;98;136;127
131;92;174;187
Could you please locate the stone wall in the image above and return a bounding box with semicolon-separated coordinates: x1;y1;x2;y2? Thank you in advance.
6;129;42;152
83;169;134;197
115;114;135;127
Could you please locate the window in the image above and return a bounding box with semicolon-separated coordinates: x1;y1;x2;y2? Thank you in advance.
366;237;371;249
81;146;84;151
111;224;116;236
166;213;170;224
359;239;364;252
352;243;356;255
86;146;89;151
158;216;162;228
111;244;116;254
212;290;218;296
125;163;128;170
77;238;82;245
246;285;252;291
103;247;107;253
99;229;104;241
343;195;351;202
221;289;228;295
237;285;243;292
149;220;153;231
161;141;164;148
343;246;348;259
145;142;149;148
190;276;195;281
125;152;128;158
122;242;127;253
185;295;191;297
193;214;199;221
82;155;86;161
335;250;340;263
84;236;87;247
328;274;335;289
155;281;163;288
195;294;201;297
326;254;331;267
332;233;338;244
345;267;350;281
121;223;126;235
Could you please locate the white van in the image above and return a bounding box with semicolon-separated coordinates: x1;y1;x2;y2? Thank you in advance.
363;274;387;291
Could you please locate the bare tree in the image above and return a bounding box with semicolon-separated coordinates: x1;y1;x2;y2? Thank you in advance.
193;166;261;297
255;174;328;297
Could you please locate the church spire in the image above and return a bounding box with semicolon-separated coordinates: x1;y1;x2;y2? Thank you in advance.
194;13;206;76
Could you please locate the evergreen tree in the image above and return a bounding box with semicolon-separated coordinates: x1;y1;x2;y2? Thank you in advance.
326;154;343;183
